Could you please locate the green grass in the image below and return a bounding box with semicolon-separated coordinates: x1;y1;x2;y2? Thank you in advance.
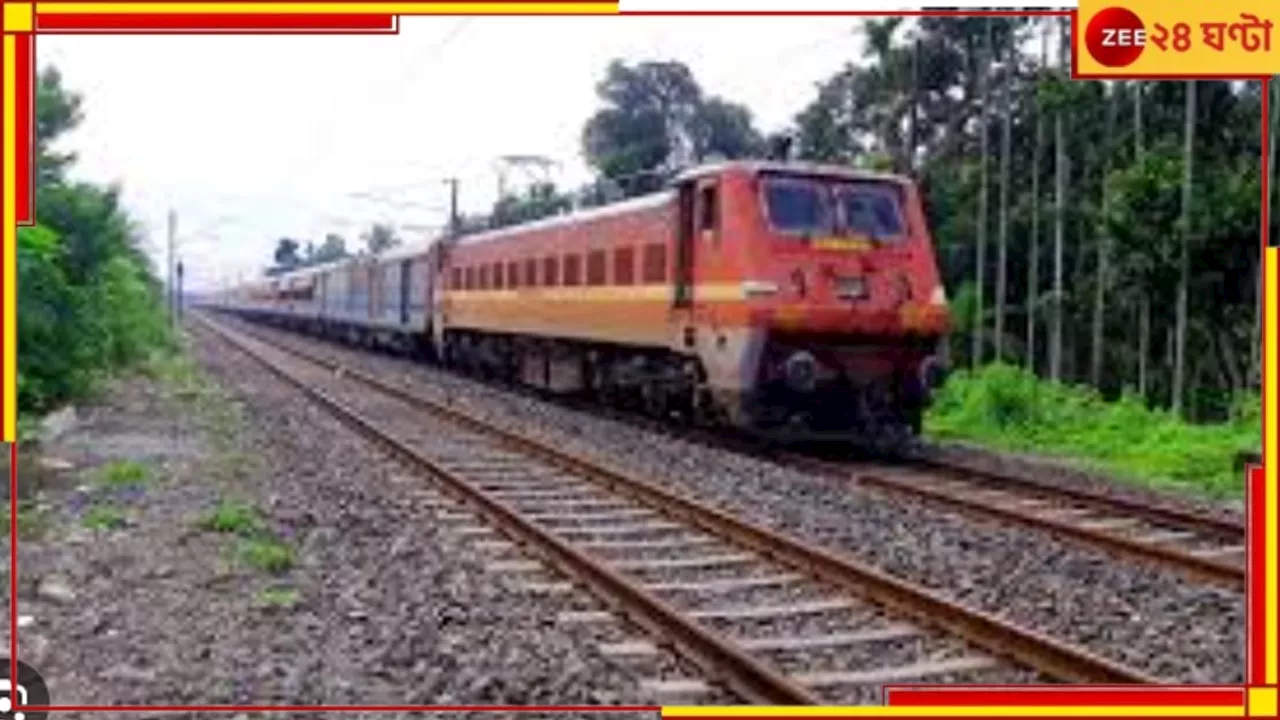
924;363;1260;499
198;498;263;536
1;502;52;539
96;459;151;489
82;504;128;530
236;536;295;574
256;585;299;609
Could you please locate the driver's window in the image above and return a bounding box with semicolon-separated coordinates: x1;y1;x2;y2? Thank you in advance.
697;183;719;241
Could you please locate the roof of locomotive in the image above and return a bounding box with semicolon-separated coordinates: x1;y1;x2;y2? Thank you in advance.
672;159;910;186
450;159;912;250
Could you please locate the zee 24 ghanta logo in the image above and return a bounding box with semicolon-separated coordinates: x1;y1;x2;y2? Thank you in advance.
1085;5;1275;68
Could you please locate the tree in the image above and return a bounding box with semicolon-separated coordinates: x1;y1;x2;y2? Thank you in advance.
1049;16;1068;383
314;233;348;263
1172;80;1196;415
490;182;572;228
364;223;399;254
582;59;765;196
1026;21;1048;373
21;66;170;416
994;22;1012;363
972;18;991;366
273;237;301;268
35;66;83;187
1089;84;1118;387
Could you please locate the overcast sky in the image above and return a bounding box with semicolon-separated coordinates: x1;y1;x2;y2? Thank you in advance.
39;17;879;291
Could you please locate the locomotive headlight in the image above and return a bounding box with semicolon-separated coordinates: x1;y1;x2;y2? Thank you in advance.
783;351;819;393
741;280;780;297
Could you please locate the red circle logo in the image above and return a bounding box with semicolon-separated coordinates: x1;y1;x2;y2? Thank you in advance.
1085;7;1146;67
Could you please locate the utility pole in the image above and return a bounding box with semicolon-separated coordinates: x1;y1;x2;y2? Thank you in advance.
445;177;460;236
167;209;177;329
176;260;185;322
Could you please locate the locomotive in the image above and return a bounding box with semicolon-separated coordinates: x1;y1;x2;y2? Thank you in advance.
210;160;952;452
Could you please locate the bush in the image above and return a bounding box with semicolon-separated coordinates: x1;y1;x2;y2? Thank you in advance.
19;68;173;419
925;363;1259;498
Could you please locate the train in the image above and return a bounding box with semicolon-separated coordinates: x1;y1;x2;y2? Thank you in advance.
207;159;953;452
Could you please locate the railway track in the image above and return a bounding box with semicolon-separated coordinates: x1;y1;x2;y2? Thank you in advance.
195;312;1159;704
209;313;1247;591
782;455;1246;589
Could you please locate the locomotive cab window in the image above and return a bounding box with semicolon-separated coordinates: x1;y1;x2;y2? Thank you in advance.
834;184;907;240
762;177;833;237
698;184;719;238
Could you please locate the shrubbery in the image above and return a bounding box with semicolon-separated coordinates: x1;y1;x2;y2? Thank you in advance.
925;363;1260;498
18;68;172;426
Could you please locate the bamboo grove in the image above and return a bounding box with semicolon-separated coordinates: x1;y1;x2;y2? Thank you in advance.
790;16;1264;422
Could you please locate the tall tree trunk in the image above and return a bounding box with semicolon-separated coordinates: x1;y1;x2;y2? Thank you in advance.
1173;80;1196;415
1134;81;1149;397
1255;76;1275;389
995;24;1012;363
1050;16;1068;383
1028;20;1047;373
1090;84;1117;387
973;18;992;366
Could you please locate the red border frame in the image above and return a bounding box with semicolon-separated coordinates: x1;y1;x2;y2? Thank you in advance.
2;5;1271;715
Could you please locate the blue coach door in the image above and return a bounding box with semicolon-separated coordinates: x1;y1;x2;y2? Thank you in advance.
399;260;411;324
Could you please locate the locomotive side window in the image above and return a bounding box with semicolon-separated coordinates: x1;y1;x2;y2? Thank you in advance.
587;250;606;286
493;261;504;289
479;264;489;290
524;258;538;287
698;185;718;235
451;267;462;290
543;256;559;286
507;261;520;289
642;243;666;283
564;254;582;286
465;266;475;290
614;247;635;285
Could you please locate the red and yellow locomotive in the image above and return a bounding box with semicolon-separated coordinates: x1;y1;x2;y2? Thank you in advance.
214;159;952;450
436;160;951;447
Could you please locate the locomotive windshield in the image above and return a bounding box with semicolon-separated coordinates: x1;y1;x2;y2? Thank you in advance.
761;174;906;241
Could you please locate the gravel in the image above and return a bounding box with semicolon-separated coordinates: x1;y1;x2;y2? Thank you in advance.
0;326;689;708
224;316;1246;684
211;319;1036;704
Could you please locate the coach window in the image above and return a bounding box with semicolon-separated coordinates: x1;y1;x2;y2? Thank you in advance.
524;258;538;287
642;243;667;284
564;254;582;286
507;261;520;289
587;250;606;286
614;247;635;286
543;256;559;286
